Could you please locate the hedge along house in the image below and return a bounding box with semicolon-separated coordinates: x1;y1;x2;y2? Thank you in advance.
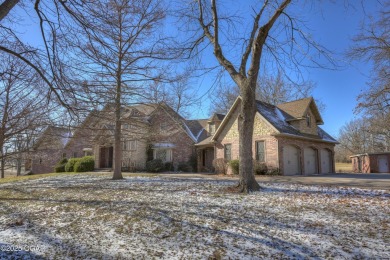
350;153;390;173
201;96;338;175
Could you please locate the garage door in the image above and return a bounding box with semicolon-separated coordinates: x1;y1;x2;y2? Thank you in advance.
283;145;300;175
320;149;332;173
304;147;317;175
378;155;389;173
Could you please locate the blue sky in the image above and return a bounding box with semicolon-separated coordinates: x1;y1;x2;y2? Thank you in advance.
189;1;383;138
9;1;383;138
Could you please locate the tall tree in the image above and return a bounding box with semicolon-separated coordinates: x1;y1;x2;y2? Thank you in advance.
0;54;49;178
179;0;333;192
63;0;168;180
349;0;389;111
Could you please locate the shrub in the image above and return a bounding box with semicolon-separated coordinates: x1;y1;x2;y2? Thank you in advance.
74;156;95;172
253;162;268;175
177;162;192;172
146;159;164;173
164;162;174;171
54;158;68;173
266;167;281;176
229;160;240;175
188;153;198;172
213;158;228;174
54;164;66;173
65;158;80;172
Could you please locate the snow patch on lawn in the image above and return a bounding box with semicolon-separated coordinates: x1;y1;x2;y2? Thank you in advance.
0;174;389;259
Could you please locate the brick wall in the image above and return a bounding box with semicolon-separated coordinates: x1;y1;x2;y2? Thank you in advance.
31;149;64;174
148;108;195;169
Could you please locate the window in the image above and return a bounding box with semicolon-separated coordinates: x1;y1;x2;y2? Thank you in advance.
224;144;232;161
306;114;311;127
209;123;216;135
62;153;67;158
123;123;136;130
154;149;172;162
122;140;137;151
256;141;265;162
73;152;78;158
160;122;169;131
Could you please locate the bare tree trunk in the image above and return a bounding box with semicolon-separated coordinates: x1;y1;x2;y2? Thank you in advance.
16;156;22;176
113;80;123;180
0;0;19;22
0;148;4;179
237;82;260;192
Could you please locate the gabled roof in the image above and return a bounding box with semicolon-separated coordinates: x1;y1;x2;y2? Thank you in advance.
33;126;72;149
276;97;324;124
151;103;198;142
186;119;208;142
209;113;225;122
211;96;337;144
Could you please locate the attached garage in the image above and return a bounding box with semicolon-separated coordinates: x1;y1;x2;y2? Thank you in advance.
351;152;390;173
320;149;332;173
304;147;318;175
283;145;301;175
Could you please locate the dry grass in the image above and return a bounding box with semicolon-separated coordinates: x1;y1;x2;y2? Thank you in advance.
336;163;352;173
0;174;388;259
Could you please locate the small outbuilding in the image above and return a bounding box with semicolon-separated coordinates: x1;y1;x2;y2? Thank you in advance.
350;153;390;173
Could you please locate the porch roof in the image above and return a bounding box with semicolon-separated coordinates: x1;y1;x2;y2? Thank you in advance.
195;136;214;147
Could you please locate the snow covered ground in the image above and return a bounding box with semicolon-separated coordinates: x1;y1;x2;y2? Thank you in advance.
0;173;389;259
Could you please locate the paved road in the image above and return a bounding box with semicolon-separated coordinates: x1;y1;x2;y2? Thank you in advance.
159;173;390;191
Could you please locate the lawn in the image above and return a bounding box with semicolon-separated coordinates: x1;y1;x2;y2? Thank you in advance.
0;173;389;259
335;162;352;173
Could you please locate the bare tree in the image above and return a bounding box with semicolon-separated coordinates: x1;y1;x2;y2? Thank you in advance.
349;0;390;111
0;54;49;178
178;0;334;192
210;70;321;114
61;0;169;180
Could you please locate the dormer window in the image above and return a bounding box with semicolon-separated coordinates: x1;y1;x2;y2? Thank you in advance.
306;114;311;127
209;123;216;135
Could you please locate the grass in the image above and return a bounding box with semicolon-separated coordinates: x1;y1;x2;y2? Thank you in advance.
335;162;352;173
0;173;388;259
0;171;157;184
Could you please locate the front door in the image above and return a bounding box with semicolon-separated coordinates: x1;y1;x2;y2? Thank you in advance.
99;147;113;168
378;155;389;173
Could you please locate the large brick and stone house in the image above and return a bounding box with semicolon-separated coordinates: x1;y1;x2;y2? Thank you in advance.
195;97;338;175
31;97;337;175
31;103;198;173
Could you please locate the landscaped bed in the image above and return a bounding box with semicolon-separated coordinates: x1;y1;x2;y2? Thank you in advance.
0;173;389;259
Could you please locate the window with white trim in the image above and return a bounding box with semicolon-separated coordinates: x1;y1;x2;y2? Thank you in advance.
122;140;137;151
224;144;232;161
209;123;216;135
154;149;172;162
306;114;311;127
255;141;265;162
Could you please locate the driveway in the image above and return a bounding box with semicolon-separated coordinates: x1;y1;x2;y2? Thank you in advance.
159;173;390;191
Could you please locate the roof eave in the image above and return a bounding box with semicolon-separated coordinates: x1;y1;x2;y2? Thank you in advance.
273;133;339;144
